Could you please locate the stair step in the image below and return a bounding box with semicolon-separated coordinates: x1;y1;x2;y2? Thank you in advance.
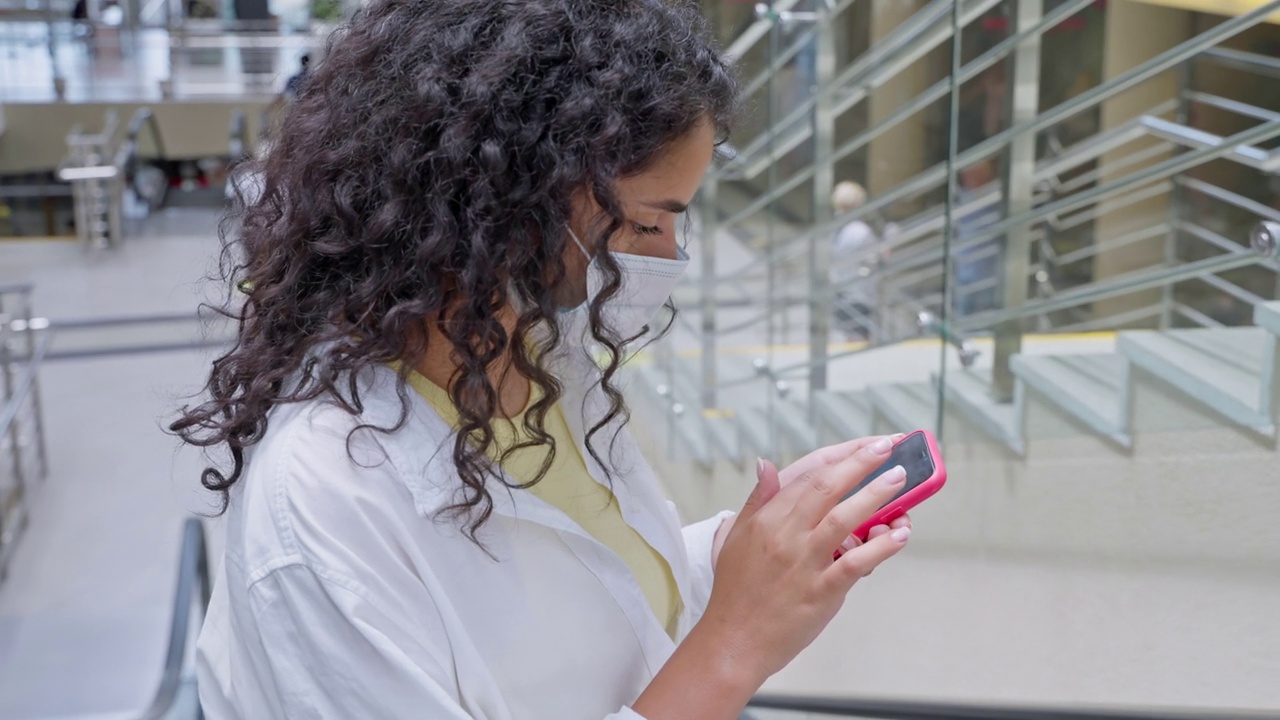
941;367;1025;454
703;413;742;463
1254;301;1280;339
772;399;819;453
736;406;777;459
670;409;713;468
630;365;672;405
1011;353;1131;448
1118;327;1276;433
812;390;874;440
628;366;713;466
866;381;938;434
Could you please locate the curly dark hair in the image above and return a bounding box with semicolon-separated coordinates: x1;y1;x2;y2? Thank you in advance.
172;0;737;538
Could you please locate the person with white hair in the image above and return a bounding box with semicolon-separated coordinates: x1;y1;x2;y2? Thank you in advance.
829;180;887;341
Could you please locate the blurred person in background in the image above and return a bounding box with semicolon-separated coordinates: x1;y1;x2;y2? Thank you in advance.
830;180;891;342
282;53;310;103
175;1;915;718
951;156;1002;317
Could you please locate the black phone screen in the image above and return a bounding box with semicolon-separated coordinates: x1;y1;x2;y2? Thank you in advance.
841;432;936;508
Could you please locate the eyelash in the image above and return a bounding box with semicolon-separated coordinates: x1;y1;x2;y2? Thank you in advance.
632;222;663;236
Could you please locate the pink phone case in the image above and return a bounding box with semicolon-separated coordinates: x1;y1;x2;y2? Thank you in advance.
849;429;947;544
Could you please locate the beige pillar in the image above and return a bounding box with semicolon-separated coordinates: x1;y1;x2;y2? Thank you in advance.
1092;0;1191;321
865;0;933;210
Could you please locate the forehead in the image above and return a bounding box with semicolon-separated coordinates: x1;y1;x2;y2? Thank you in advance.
614;121;716;206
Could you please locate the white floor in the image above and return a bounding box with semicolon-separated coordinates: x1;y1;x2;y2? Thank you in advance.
0;210;223;719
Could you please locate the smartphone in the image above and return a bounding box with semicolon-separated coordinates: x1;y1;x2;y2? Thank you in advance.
843;429;946;543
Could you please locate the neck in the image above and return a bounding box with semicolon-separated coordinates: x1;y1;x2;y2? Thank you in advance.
411;305;530;419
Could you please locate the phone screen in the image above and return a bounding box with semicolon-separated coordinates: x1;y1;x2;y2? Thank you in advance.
842;432;936;508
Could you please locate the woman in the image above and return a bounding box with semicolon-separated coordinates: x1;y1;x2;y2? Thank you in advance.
174;1;913;718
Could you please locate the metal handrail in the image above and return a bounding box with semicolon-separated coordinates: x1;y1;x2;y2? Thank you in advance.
133;518;211;720
725;0;1088;184
744;692;1280;720
786;117;1279;306
1199;46;1280;79
666;218;1277;394
0;331;50;438
954;249;1272;333
707;95;1180;290
121;108;167;162
0;299;51;583
722;0;803;61
722;0;1002;181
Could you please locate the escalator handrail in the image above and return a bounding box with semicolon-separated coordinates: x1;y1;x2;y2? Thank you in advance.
116;108;168;172
135;517;211;720
745;693;1280;720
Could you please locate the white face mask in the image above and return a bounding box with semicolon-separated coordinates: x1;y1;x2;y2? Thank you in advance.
565;227;689;341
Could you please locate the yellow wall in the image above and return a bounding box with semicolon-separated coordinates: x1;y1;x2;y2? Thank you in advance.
1092;0;1190;320
866;0;934;209
0;101;273;174
1127;0;1280;24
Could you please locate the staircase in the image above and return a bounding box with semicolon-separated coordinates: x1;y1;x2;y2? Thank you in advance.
632;299;1280;467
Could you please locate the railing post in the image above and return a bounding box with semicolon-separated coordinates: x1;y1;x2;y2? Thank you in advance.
807;3;836;396
18;293;47;481
0;301;23;493
1163;56;1194;329
699;174;719;410
993;0;1042;403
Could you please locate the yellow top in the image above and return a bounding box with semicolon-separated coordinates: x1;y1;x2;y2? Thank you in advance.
403;370;683;639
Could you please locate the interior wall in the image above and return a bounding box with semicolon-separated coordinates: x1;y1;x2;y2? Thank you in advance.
0;101;273;175
1091;0;1192;321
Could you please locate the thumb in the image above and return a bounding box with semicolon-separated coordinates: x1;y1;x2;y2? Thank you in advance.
739;457;781;521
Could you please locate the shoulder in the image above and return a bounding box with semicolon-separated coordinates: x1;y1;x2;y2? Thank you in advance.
223;368;438;585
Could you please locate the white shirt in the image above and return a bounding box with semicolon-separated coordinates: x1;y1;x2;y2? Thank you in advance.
196;342;733;720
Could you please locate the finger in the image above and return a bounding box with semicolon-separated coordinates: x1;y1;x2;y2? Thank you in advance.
789;437;897;527
737;457;781;523
865;524;892;540
856;525;890;576
812;463;906;549
779;433;906;485
824;524;911;590
889;513;912;530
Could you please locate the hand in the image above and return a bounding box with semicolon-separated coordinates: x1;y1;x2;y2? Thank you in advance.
711;434;907;568
698;438;914;687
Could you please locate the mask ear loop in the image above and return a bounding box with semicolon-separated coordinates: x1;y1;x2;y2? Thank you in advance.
567;227;592;261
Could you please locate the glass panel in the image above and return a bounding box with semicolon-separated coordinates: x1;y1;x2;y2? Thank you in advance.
929;0;1280;708
649;0;1280;709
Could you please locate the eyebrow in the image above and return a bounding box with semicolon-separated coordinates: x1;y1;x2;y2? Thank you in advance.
641;198;690;214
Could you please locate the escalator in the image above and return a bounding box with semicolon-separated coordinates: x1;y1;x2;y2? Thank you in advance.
1;104;254;243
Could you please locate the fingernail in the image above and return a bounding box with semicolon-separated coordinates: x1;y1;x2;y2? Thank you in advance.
891;432;907;440
840;535;858;553
880;465;906;486
891;527;912;543
756;457;766;478
868;437;893;455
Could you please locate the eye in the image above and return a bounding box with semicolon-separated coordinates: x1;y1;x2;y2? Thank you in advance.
632;222;663;236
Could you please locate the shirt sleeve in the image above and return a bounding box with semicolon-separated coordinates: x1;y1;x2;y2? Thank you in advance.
243;562;651;719
679;510;736;623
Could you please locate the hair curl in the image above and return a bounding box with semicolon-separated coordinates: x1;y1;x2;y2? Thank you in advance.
172;0;737;539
